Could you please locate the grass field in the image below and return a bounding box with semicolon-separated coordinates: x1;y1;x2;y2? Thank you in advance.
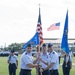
0;55;75;75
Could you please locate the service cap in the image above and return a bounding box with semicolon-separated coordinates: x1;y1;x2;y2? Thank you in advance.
48;43;53;47
42;44;46;47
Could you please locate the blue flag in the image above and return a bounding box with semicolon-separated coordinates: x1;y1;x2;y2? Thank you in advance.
22;32;39;49
61;10;70;54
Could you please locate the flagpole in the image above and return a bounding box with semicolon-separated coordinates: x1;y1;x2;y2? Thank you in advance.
36;4;42;75
38;4;42;75
39;4;42;75
36;26;42;75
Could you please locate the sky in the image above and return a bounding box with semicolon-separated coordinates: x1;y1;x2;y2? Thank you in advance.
0;0;75;47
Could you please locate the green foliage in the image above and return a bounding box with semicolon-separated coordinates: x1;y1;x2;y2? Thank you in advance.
7;43;23;51
0;43;24;52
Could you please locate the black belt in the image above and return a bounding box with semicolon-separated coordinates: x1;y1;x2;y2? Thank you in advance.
50;69;58;72
42;68;49;71
9;63;15;65
21;69;31;71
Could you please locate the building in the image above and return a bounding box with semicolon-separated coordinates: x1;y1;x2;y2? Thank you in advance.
43;38;75;52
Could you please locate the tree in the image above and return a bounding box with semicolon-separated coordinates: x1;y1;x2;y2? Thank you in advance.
7;43;23;51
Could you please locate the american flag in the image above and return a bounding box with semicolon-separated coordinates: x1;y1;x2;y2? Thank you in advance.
47;22;60;31
36;7;43;45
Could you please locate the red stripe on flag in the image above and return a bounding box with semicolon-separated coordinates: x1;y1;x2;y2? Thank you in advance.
36;23;43;45
36;7;43;45
47;23;60;31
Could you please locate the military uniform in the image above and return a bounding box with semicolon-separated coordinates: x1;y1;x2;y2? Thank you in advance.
41;43;59;75
37;44;49;75
20;52;33;75
19;44;38;75
62;53;72;75
41;52;49;75
8;50;18;75
49;50;59;75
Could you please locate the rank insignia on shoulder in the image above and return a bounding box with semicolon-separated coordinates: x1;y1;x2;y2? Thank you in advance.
25;53;27;54
53;52;55;54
